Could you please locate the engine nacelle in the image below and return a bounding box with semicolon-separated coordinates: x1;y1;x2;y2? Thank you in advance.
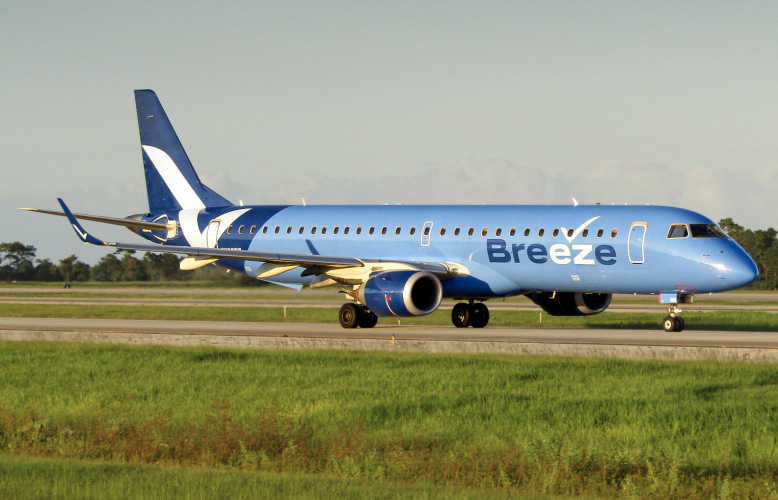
357;270;443;317
527;292;612;316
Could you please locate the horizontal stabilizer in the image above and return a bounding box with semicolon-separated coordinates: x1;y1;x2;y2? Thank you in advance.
19;207;174;233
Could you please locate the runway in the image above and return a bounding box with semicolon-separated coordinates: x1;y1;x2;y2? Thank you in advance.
1;316;777;363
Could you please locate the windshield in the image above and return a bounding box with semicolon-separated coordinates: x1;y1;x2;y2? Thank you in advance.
690;223;724;238
667;224;689;239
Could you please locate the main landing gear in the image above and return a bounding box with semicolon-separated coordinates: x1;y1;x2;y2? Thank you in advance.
339;303;379;329
663;304;685;332
451;300;490;328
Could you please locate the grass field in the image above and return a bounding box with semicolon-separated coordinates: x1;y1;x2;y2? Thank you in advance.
2;342;778;497
0;455;527;500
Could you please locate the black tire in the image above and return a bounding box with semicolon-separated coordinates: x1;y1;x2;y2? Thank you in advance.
358;308;378;328
675;316;685;332
470;303;490;328
663;316;677;332
451;303;470;328
339;303;361;329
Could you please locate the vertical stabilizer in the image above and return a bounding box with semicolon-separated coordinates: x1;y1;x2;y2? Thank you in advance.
135;90;232;212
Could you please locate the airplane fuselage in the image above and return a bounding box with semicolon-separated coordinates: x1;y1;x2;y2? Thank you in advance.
138;203;757;298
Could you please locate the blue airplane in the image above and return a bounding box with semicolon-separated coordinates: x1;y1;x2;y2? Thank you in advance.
23;90;759;332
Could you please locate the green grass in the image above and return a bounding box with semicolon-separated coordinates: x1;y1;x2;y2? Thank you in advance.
1;302;776;331
0;456;534;500
2;342;778;497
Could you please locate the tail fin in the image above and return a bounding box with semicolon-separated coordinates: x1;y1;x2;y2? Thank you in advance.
135;90;232;212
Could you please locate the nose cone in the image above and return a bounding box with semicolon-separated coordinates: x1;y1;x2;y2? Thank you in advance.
728;249;759;289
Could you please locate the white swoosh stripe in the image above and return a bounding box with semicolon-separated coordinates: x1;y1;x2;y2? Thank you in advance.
179;208;250;247
142;145;205;210
563;216;601;244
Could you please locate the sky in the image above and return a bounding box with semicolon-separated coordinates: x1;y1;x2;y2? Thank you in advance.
2;1;777;264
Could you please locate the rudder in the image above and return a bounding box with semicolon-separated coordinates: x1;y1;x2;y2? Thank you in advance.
135;90;232;212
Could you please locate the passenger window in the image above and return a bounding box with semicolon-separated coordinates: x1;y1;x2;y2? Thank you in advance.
481;228;488;236
395;226;402;235
238;225;244;234
333;226;339;235
409;227;416;235
611;229;618;238
262;226;268;234
440;227;446;236
454;227;461;236
567;228;574;238
423;226;430;236
227;225;233;234
356;226;362;235
369;226;375;235
250;225;257;234
274;226;280;234
524;228;530;237
344;226;350;235
509;228;516;237
322;226;327;234
286;226;292;234
298;226;304;235
667;224;689;239
467;227;474;236
581;228;588;238
538;228;545;237
495;228;502;236
597;228;604;238
381;227;387;235
310;226;317;234
552;228;559;237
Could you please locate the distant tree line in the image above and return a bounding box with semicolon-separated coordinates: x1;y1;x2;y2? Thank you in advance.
1;217;777;288
0;244;235;284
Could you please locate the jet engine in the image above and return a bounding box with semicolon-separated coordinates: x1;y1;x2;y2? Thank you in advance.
356;270;443;317
526;292;612;316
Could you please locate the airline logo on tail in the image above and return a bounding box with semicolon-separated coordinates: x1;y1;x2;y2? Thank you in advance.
142;144;249;248
142;145;206;210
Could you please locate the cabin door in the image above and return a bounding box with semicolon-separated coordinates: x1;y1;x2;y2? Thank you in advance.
628;222;647;264
421;221;433;247
206;220;220;248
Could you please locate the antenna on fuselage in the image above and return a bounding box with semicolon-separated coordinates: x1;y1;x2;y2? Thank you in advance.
571;197;579;207
301;198;306;206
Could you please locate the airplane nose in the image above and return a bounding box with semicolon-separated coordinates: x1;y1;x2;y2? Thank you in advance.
728;251;759;288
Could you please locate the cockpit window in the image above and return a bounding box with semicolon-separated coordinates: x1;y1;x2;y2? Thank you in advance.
690;223;724;238
667;224;689;239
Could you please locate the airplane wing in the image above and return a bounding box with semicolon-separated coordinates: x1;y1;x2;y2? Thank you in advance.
52;199;465;280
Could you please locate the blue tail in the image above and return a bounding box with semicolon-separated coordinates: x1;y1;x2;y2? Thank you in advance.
135;90;232;212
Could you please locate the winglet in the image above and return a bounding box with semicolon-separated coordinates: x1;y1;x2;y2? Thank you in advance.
57;198;114;246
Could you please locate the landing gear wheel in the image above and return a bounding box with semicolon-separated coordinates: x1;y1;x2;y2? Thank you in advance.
470;303;490;328
339;303;361;329
663;316;684;333
358;308;378;328
451;303;470;328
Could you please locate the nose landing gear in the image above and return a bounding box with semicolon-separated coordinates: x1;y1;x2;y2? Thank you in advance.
662;303;685;332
